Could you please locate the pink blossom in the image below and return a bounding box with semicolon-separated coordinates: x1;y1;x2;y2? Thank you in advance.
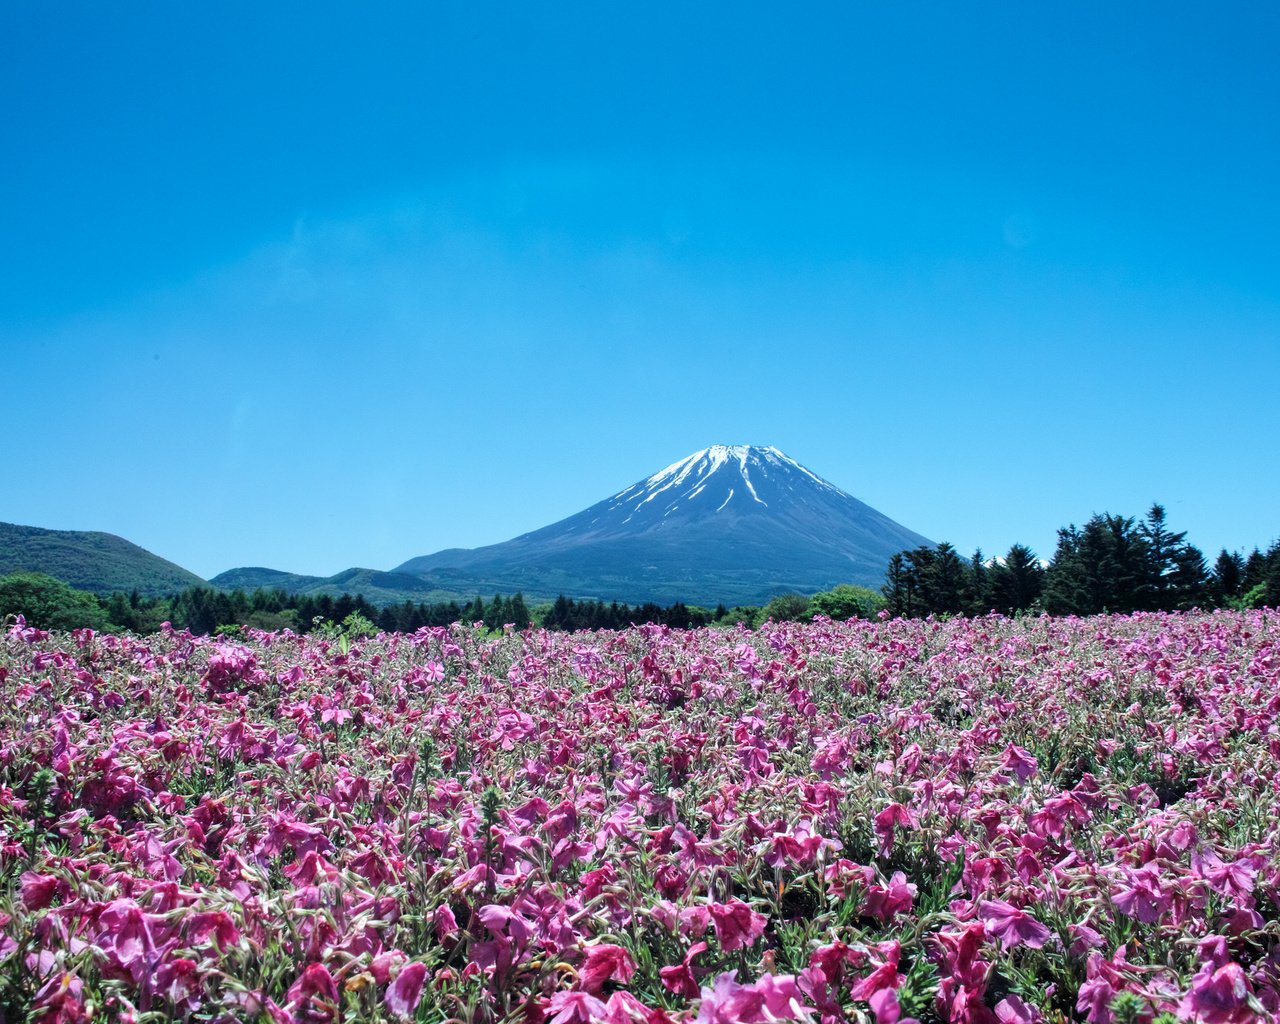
660;941;708;998
386;961;428;1020
548;990;609;1024
978;900;1052;950
285;963;338;1024
707;901;767;952
1178;963;1259;1024
994;994;1042;1023
864;871;916;922
20;871;64;910
999;744;1039;783
873;804;913;858
580;943;637;994
695;971;813;1024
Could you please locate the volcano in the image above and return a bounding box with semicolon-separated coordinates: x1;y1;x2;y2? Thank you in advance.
392;445;932;606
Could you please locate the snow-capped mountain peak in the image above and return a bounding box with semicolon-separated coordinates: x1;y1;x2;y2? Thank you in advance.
393;444;932;605
607;444;848;521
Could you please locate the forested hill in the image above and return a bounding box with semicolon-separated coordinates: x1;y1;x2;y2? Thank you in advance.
0;522;207;597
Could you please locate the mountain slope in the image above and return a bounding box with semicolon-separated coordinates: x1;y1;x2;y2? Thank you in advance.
209;566;468;606
394;445;932;605
0;522;208;596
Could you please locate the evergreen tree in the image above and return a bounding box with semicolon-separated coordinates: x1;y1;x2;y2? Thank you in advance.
964;548;990;616
1168;545;1208;610
989;544;1044;614
883;552;912;617
1243;549;1268;593
1044;514;1149;615
1139;503;1188;611
483;593;505;630
1209;549;1245;605
925;543;966;615
547;595;571;630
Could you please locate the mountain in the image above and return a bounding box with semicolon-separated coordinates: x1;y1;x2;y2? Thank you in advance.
209;566;465;606
393;445;933;606
0;521;208;596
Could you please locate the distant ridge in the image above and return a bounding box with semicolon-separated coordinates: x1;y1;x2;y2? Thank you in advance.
209;566;465;606
0;521;208;597
392;445;932;606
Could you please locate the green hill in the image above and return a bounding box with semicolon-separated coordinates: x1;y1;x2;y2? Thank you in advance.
0;522;208;597
210;566;488;606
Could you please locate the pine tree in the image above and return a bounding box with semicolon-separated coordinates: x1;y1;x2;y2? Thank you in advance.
1209;550;1245;605
926;543;966;615
1140;503;1188;611
509;593;531;630
1168;545;1208;610
990;544;1044;614
965;549;990;616
1044;515;1149;615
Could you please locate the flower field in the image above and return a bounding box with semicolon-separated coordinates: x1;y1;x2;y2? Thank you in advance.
1;611;1278;1023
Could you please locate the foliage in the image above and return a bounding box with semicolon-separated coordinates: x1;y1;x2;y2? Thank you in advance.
806;584;885;621
758;592;812;623
885;503;1272;619
0;571;112;630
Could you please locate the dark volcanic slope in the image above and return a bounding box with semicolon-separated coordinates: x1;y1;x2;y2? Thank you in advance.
394;445;932;605
0;521;208;597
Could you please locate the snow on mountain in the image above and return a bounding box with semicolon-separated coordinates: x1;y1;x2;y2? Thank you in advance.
393;445;933;606
603;444;847;524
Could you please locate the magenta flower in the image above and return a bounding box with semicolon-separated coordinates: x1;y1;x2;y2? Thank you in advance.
20;872;64;911
873;804;914;858
660;941;708;998
864;871;917;922
977;900;1051;950
1111;864;1170;924
1178;963;1259;1024
707;901;767;952
579;943;637;994
386;961;428;1020
285;963;338;1024
994;994;1042;1022
999;744;1039;783
548;990;609;1024
695;971;813;1024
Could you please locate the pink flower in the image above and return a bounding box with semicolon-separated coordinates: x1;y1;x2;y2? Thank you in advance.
548;991;609;1024
1000;744;1039;783
154;957;202;1014
660;941;708;998
185;910;240;949
1178;963;1259;1024
580;944;637;994
864;871;916;922
386;961;427;1020
994;994;1042;1022
977;900;1051;950
707;901;766;952
873;803;914;858
20;872;64;910
1111;864;1170;924
695;971;813;1024
868;987;903;1024
285;963;338;1024
603;990;675;1024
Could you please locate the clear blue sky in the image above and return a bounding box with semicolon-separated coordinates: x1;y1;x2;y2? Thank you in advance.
3;2;1278;579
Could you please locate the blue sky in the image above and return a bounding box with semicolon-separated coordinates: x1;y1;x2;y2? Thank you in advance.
3;2;1278;580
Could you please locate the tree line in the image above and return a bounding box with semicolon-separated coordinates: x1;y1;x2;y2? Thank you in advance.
883;503;1279;618
0;571;888;636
